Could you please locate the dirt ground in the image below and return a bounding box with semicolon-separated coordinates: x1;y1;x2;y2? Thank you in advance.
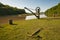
0;15;25;24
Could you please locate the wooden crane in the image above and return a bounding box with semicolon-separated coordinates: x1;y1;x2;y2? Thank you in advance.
24;7;40;19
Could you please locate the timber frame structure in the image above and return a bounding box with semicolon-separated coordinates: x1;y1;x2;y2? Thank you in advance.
24;7;40;19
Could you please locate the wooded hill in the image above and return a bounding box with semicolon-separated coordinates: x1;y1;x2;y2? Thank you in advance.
45;3;60;17
0;2;25;16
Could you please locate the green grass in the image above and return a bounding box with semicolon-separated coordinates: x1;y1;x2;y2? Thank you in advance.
0;19;60;40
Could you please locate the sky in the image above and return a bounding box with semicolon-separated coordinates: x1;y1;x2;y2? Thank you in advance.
0;0;60;12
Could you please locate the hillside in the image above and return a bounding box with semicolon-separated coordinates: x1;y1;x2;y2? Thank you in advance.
45;3;60;17
0;2;26;16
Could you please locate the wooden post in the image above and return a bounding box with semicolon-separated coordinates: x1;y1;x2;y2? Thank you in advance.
36;7;40;19
37;8;40;19
30;28;43;36
9;19;13;25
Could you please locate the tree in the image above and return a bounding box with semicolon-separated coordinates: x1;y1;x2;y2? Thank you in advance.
0;2;26;16
45;3;60;17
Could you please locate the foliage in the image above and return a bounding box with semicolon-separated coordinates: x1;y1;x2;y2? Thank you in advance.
0;2;26;16
45;3;60;17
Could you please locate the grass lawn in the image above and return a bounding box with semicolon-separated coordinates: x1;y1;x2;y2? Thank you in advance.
0;18;60;40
